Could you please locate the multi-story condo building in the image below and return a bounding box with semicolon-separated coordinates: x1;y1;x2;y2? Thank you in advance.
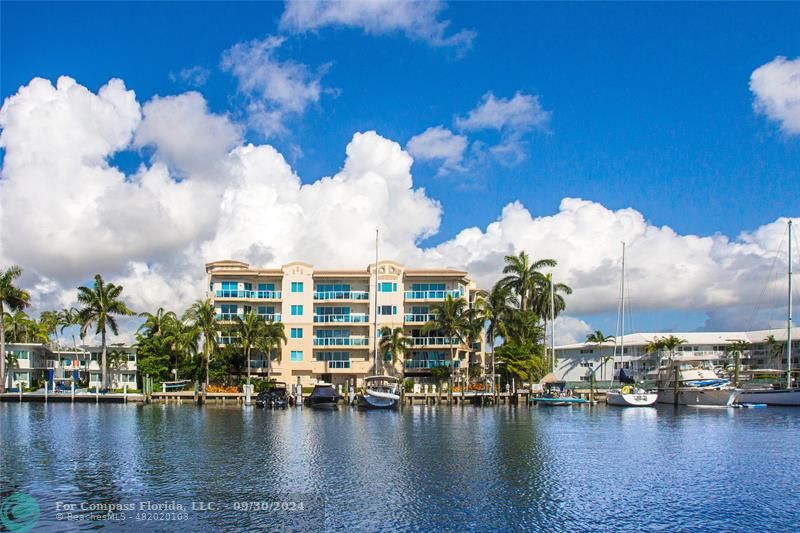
3;343;138;390
206;260;484;387
555;328;800;384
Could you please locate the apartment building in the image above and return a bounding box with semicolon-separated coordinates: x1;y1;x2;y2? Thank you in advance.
555;328;800;384
3;343;138;390
206;260;484;387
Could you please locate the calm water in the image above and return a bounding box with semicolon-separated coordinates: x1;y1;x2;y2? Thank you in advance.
1;402;799;532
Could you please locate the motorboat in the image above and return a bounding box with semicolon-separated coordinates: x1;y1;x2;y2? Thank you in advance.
606;385;657;407
304;382;342;409
255;382;290;408
356;375;401;409
531;381;588;406
656;365;740;406
738;382;800;406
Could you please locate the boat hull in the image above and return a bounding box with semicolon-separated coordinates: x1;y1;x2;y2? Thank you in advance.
356;393;398;409
309;400;338;410
531;397;588;406
606;391;657;407
657;388;739;406
738;389;800;406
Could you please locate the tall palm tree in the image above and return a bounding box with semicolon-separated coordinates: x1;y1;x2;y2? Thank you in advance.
660;335;686;359
725;340;752;386
107;349;128;388
532;273;572;340
164;318;201;381
500;252;556;311
184;299;218;388
258;320;286;382
0;266;30;393
39;311;59;348
58;307;81;346
424;295;468;367
4;352;18;389
234;311;267;387
3;310;30;343
77;274;135;388
138;307;178;338
379;326;413;374
586;330;614;380
476;282;515;393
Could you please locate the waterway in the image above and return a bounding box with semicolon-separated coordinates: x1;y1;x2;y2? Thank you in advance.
1;403;798;531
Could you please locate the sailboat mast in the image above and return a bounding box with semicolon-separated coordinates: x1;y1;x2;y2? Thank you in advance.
621;242;625;361
550;274;555;373
373;228;379;375
788;220;793;389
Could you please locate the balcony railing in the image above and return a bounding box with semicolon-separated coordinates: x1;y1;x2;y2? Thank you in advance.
249;360;269;369
313;337;369;347
216;313;281;322
313;290;369;301
314;314;368;323
215;290;282;300
411;336;460;346
326;361;351;370
219;336;239;345
404;359;461;369
404;289;463;300
404;313;437;323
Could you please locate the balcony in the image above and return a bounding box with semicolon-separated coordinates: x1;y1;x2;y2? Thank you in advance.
249;360;269;369
404;359;461;369
404;289;463;300
215;290;281;300
313;337;369;347
259;313;281;322
215;313;281;322
325;361;351;371
404;313;437;324
216;313;237;321
314;314;368;324
411;336;460;347
313;290;369;301
219;336;239;345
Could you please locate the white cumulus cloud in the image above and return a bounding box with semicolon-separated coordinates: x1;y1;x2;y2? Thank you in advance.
750;56;800;135
406;125;467;175
280;0;475;51
1;76;798;344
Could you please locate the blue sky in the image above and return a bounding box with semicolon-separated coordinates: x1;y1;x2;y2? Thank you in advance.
1;1;798;339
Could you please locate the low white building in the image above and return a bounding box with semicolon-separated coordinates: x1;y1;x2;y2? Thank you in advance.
555;327;800;384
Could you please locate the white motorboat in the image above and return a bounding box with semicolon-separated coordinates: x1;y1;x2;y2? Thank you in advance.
357;375;400;409
656;366;740;406
606;386;657;407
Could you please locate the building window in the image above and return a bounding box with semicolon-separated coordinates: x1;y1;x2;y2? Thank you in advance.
291;350;303;362
291;282;304;293
315;351;350;368
378;305;397;315
220;304;237;315
291;327;303;339
411;283;445;292
579;349;594;354
244;283;252;291
258;283;275;291
378;282;397;292
258;306;275;315
291;305;303;316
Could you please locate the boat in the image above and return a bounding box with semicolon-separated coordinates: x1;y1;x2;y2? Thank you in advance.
656;364;740;406
255;382;290;408
605;242;657;407
304;382;342;409
356;375;400;409
531;380;588;406
738;220;799;406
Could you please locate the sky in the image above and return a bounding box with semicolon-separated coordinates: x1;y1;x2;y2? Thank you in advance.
1;1;799;344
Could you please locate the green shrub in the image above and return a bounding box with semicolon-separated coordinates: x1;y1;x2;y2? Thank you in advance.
403;378;415;393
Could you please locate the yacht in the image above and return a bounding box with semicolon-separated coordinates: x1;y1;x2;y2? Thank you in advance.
656;363;739;406
356;375;401;409
305;382;342;410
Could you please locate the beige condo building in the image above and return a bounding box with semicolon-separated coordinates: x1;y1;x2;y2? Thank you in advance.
206;260;485;387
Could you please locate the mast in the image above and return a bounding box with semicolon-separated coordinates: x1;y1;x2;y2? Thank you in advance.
788;220;793;389
621;242;625;369
550;273;555;372
373;228;379;375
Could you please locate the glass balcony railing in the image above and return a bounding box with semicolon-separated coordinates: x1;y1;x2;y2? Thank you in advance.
258;313;281;322
403;359;461;369
249;360;269;369
313;337;369;347
411;336;460;346
215;290;281;300
216;313;237;321
216;313;281;322
314;314;368;323
326;361;351;369
313;290;369;301
404;313;437;323
219;336;239;345
404;289;463;300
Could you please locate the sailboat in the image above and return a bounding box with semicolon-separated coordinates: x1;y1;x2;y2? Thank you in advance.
739;220;800;406
606;242;658;407
356;228;401;409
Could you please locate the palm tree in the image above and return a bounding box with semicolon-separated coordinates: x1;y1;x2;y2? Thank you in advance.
164;318;201;381
500;252;556;311
58;307;81;346
107;349;128;388
77;274;135;389
586;330;614;380
3;310;30;343
184;299;218;388
258;320;286;382
138;307;178;338
764;335;785;365
725;340;752;386
532;272;572;341
379;326;413;374
660;335;687;359
4;352;18;389
424;295;468;367
39;311;59;348
476;282;515;394
0;266;31;393
234;311;268;388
